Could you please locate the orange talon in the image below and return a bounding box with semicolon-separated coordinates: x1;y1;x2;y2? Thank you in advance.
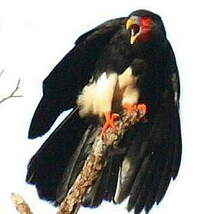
123;103;147;115
101;112;119;134
122;103;137;113
137;104;147;115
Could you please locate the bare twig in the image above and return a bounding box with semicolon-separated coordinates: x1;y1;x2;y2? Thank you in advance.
0;79;22;104
58;109;146;214
0;70;5;77
11;193;33;214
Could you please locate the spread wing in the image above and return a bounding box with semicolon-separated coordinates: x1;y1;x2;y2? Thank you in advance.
114;41;181;213
27;16;181;214
79;41;182;214
28;17;125;139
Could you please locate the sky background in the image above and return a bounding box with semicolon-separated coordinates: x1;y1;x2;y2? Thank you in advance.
0;0;203;213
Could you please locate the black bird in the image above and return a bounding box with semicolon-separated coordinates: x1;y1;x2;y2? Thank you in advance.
26;9;182;214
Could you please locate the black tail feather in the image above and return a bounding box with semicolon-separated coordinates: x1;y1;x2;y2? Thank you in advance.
82;155;121;208
56;123;100;204
26;108;89;202
171;111;182;179
26;102;181;214
127;155;151;211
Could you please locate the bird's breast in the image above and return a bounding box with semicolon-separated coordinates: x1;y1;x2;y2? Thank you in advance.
77;66;140;119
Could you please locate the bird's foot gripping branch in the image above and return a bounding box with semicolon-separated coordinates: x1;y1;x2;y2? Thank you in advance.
101;104;147;136
122;103;147;115
58;106;147;214
101;112;120;135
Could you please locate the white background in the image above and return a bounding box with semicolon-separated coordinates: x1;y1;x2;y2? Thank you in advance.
0;0;202;213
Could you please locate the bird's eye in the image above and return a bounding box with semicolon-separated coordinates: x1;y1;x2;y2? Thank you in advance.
130;24;140;36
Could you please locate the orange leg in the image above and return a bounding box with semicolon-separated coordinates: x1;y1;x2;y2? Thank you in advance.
101;112;119;134
123;103;147;115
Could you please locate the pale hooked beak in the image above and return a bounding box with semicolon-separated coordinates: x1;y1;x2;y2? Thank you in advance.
126;18;141;45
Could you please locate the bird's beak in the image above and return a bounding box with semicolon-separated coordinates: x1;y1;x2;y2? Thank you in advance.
126;18;140;45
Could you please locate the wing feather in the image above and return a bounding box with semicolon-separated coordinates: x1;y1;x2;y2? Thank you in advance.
28;18;125;138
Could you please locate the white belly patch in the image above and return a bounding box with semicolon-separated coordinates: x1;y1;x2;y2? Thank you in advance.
77;67;140;118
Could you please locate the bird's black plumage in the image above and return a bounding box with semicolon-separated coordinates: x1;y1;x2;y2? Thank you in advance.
27;9;181;214
28;17;125;138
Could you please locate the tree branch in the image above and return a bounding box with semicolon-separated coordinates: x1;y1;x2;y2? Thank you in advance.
57;109;146;214
11;108;146;214
11;193;33;214
0;70;5;77
0;79;22;104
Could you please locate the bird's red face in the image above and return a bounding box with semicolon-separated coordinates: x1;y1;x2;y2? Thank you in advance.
126;16;153;44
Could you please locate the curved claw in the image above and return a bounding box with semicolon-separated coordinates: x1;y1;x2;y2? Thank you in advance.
101;112;119;134
122;103;137;113
137;103;147;115
123;103;147;115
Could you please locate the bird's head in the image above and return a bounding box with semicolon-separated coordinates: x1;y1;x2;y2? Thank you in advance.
126;10;166;45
